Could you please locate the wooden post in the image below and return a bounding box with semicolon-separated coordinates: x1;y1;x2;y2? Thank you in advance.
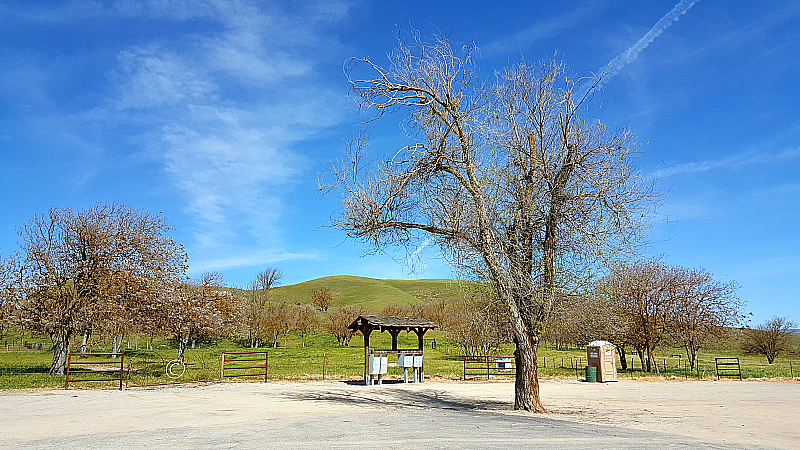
363;326;372;386
389;329;401;351
219;353;225;381
414;327;427;382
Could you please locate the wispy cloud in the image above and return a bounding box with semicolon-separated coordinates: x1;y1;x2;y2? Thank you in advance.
190;250;321;274
597;0;698;81
93;1;346;269
651;146;800;178
481;4;604;56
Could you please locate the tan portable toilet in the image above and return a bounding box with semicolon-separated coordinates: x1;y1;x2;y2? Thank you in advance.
587;340;617;382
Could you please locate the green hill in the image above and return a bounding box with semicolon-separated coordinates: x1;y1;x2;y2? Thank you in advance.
268;275;480;311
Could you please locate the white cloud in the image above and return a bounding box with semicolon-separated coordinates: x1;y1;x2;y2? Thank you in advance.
111;48;219;109
96;1;350;264
189;250;321;275
482;4;604;55
650;146;800;178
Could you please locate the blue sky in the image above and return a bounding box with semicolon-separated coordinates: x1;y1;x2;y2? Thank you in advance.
1;1;798;325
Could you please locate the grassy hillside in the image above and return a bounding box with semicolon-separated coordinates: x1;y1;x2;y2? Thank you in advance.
267;276;483;311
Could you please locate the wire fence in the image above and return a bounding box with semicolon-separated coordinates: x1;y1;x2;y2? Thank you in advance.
3;337;799;389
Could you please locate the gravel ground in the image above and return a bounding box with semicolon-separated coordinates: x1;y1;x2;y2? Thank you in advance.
1;378;797;449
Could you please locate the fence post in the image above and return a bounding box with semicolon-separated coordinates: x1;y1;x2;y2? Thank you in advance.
65;353;72;390
219;353;225;381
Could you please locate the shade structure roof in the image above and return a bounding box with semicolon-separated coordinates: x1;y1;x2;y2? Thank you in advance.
348;315;438;332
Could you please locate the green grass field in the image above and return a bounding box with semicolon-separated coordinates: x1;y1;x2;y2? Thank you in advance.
2;275;798;390
2;329;798;390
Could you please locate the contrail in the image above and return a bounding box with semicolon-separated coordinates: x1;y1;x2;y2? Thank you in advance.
410;238;431;259
598;0;698;80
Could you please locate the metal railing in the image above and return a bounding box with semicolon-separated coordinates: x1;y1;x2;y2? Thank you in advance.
463;355;516;380
715;357;742;380
219;351;268;382
65;352;124;390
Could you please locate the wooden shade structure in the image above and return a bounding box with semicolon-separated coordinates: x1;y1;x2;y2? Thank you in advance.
348;315;437;385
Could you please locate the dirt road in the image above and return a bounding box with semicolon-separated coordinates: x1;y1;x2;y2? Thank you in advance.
2;379;796;449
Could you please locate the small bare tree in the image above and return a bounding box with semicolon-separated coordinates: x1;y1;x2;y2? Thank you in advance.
153;275;233;363
669;267;742;370
380;304;410;317
293;304;318;347
324;305;366;346
239;269;282;348
0;254;14;340
600;260;672;373
742;316;796;364
310;287;333;311
264;303;290;348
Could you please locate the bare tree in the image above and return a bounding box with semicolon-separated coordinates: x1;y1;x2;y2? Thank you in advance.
443;295;512;357
324;305;366;346
742;316;796;364
239;269;282;348
264;303;290;348
380;304;410;316
0;254;14;340
546;293;625;349
255;269;283;293
311;287;333;311
327;34;654;410
669;267;742;370
293;304;318;347
154;274;234;362
8;204;187;374
600;259;672;373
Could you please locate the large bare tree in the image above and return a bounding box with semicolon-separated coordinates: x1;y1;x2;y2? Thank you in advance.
8;204;187;374
327;34;654;411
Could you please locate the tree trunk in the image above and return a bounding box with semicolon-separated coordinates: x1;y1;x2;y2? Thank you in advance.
49;329;71;375
684;344;699;371
636;348;645;371
177;338;187;363
80;332;89;354
647;346;658;374
618;345;628;371
513;333;544;412
111;335;121;358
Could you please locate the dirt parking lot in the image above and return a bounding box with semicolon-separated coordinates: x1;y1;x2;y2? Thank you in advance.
2;378;797;449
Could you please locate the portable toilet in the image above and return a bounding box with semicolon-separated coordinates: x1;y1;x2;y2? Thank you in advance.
587;340;617;382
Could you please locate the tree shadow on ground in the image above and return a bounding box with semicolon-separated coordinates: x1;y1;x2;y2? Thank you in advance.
0;366;50;375
278;381;512;412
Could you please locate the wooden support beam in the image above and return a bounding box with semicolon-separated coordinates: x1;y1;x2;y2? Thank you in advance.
363;326;373;386
389;329;401;351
